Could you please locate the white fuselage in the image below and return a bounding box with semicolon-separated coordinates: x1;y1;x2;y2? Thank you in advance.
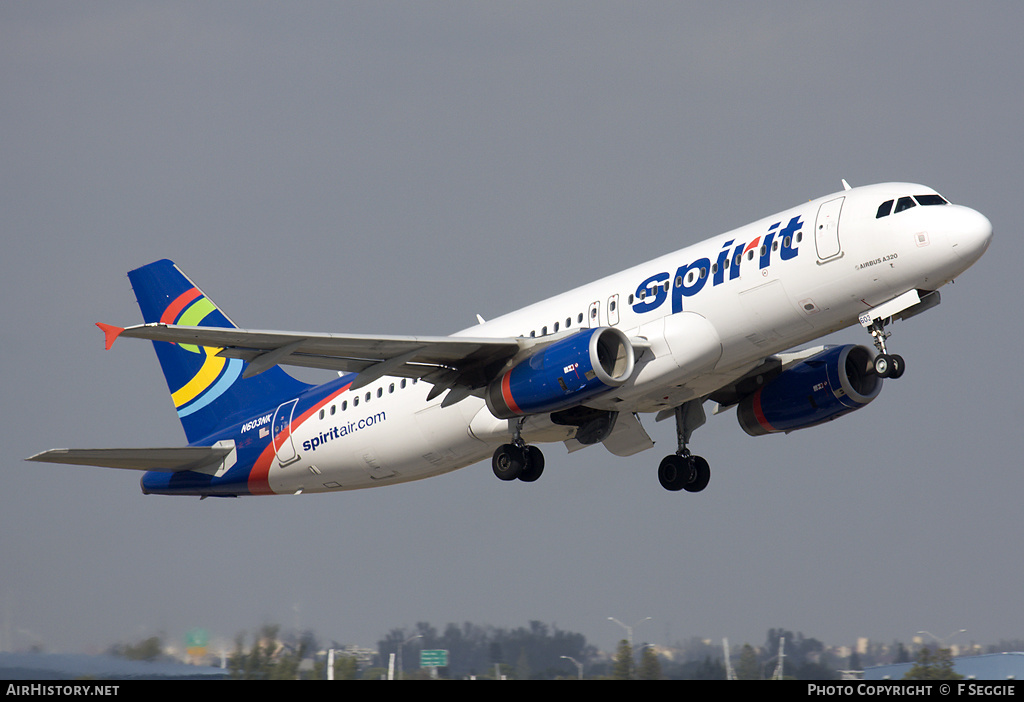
266;183;991;494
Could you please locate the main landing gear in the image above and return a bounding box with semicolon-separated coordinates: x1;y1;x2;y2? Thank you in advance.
658;401;711;493
865;319;905;379
492;418;545;483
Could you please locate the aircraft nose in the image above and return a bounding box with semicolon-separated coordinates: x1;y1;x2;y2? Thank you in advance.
949;206;993;264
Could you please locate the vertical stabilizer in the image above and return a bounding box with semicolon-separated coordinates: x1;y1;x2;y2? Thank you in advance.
127;259;311;444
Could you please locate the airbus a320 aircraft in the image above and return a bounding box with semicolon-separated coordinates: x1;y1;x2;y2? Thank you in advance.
29;182;992;497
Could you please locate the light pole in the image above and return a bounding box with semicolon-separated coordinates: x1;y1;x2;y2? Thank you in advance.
560;655;584;680
917;629;966;653
918;629;966;644
396;634;422;680
608;616;651;652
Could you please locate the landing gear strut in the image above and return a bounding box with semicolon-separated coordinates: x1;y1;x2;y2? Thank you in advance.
658;401;711;493
492;418;545;483
865;319;905;379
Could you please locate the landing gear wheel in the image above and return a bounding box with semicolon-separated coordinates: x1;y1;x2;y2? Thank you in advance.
659;454;712;493
658;455;688;492
492;444;525;481
889;354;905;379
874;353;893;378
683;455;711;493
518;445;545;482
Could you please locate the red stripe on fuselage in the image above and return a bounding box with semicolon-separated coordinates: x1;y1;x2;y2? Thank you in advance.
247;383;353;495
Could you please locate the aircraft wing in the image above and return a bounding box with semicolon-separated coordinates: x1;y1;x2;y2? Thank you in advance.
26;446;234;472
105;322;532;404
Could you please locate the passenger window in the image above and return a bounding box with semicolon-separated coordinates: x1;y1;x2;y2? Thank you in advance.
876;200;894;218
895;196;916;213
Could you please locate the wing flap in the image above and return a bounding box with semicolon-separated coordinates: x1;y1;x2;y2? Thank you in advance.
26;446;234;472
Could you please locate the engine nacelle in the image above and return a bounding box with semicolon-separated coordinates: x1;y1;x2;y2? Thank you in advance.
486;327;635;419
737;344;882;436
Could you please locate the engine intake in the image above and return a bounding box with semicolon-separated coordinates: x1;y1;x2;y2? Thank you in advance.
486;327;635;419
737;345;882;436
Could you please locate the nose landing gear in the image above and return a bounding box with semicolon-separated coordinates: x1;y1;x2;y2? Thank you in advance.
865;319;905;379
859;289;938;380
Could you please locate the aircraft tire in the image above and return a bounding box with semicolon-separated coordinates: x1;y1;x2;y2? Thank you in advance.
889;354;906;379
874;354;892;378
683;455;711;493
518;446;545;482
492;444;525;481
658;454;689;491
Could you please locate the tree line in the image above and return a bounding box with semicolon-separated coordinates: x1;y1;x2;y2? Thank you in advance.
104;622;1006;680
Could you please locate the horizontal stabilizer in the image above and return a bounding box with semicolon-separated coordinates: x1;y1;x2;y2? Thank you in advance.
26;446;234;473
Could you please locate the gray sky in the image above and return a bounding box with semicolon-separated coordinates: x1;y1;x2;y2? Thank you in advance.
3;2;1022;658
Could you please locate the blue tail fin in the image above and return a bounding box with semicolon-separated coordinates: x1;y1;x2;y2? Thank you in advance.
127;259;311;444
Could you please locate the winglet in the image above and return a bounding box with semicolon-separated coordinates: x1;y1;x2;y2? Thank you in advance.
96;322;124;350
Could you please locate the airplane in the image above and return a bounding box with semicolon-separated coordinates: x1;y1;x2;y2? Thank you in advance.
27;181;992;497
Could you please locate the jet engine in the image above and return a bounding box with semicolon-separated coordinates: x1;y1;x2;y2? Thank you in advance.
736;344;882;436
486;327;635;419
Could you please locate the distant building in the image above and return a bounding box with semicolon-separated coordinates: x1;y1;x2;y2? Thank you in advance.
864;652;1024;680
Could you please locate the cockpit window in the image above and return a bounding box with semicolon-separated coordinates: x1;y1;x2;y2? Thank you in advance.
877;193;949;219
894;196;916;214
